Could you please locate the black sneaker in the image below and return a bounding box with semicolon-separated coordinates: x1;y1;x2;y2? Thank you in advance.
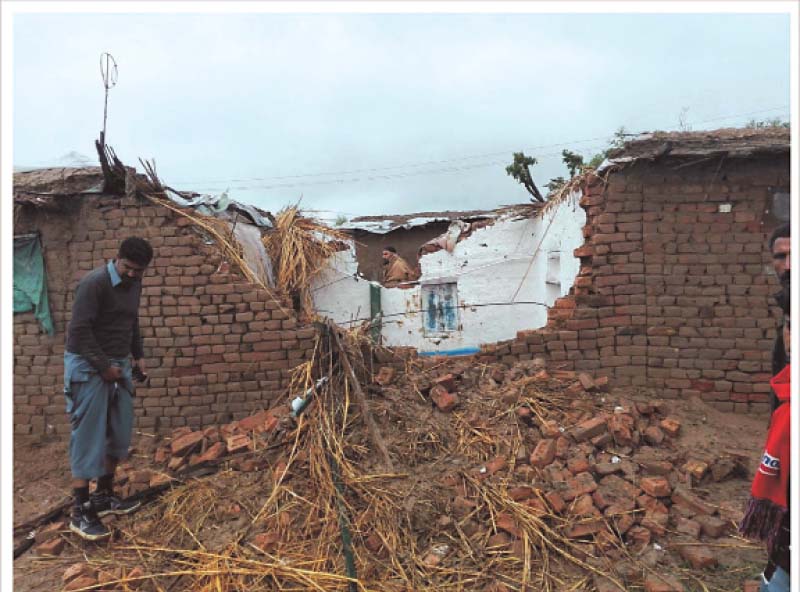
70;501;111;541
91;491;141;517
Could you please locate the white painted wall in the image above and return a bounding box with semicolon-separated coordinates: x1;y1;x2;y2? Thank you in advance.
312;191;586;353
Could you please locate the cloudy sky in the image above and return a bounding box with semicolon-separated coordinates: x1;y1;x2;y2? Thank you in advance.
12;8;792;219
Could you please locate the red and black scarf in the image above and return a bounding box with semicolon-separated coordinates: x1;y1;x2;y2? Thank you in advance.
740;364;791;547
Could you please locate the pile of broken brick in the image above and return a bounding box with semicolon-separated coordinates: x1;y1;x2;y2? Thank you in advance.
414;365;754;592
119;408;288;499
37;357;759;592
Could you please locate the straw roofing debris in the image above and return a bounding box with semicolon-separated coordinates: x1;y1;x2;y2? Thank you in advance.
262;206;351;320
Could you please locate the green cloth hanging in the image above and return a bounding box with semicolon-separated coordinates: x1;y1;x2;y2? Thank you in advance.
13;233;55;335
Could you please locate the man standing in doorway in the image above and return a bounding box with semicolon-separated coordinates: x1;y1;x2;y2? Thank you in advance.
769;224;790;413
64;237;153;540
382;246;418;287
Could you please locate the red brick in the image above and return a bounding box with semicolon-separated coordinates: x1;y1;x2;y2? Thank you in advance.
643;426;665;445
659;417;681;437
431;387;458;412
453;496;478;516
63;563;96;584
641;510;669;536
237;410;271;432
149;473;174;487
226;434;252;454
482;456;508;477
594;376;610;392
696;515;728;538
486;532;512;549
570;494;599;517
678;545;718;569
565;518;605;538
671;487;714;516
197;441;227;463
35;537;65;556
594;462;622;476
626;525;651;551
364;531;384;554
593;474;638;509
35;520;66;543
252;531;281;552
170;430;204;456
522;497;549;516
683;459;709;480
640;477;671;498
545;491;566;513
639;460;673;476
495;513;522;538
608;414;634;446
64;576;99;591
675;516;702;538
154;443;172;461
555;436;571;458
530;439;556;468
508;486;535;501
644;573;685;592
516;406;533;423
168;455;187;471
562;472;597;501
578;373;596;391
129;470;152;484
433;373;456;392
637;494;668;515
374;367;396;386
572;416;607;442
539;419;561;438
567;456;592;475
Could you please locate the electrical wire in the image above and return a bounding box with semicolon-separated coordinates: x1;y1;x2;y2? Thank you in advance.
168;104;790;188
314;298;550;327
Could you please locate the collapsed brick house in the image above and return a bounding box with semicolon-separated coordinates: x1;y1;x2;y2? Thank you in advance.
12;127;791;443
478;128;791;413
13;167;315;440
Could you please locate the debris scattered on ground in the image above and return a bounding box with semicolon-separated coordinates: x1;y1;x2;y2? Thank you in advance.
15;337;764;592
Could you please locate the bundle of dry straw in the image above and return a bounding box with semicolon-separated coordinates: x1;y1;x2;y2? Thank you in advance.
262;206;351;320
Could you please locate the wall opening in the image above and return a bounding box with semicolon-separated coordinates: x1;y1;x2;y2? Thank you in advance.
421;280;459;336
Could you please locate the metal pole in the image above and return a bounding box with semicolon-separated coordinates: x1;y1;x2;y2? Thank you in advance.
99;53;118;148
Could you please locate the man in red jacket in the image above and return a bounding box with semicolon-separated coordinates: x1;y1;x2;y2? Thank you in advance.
740;282;791;591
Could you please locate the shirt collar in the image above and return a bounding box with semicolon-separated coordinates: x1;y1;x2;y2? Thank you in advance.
107;260;122;287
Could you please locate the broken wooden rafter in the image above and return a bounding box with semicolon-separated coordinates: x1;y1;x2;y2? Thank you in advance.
326;321;394;471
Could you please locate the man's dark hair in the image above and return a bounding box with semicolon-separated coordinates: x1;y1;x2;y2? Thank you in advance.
383;246;397;254
769;223;790;252
119;237;154;266
775;281;791;315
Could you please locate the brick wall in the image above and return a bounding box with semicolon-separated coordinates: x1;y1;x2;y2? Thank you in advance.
479;155;789;413
13;193;316;439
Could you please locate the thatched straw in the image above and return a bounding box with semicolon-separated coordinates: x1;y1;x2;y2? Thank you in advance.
262;206;351;320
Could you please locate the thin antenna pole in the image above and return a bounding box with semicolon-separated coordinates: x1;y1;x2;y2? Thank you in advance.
99;52;118;148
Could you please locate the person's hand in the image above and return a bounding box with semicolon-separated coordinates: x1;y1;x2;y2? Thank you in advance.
101;365;123;382
132;359;148;382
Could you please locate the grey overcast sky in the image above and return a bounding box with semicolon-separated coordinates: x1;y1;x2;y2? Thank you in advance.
12;10;791;218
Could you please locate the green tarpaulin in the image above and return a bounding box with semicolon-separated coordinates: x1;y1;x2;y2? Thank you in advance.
13;233;54;335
